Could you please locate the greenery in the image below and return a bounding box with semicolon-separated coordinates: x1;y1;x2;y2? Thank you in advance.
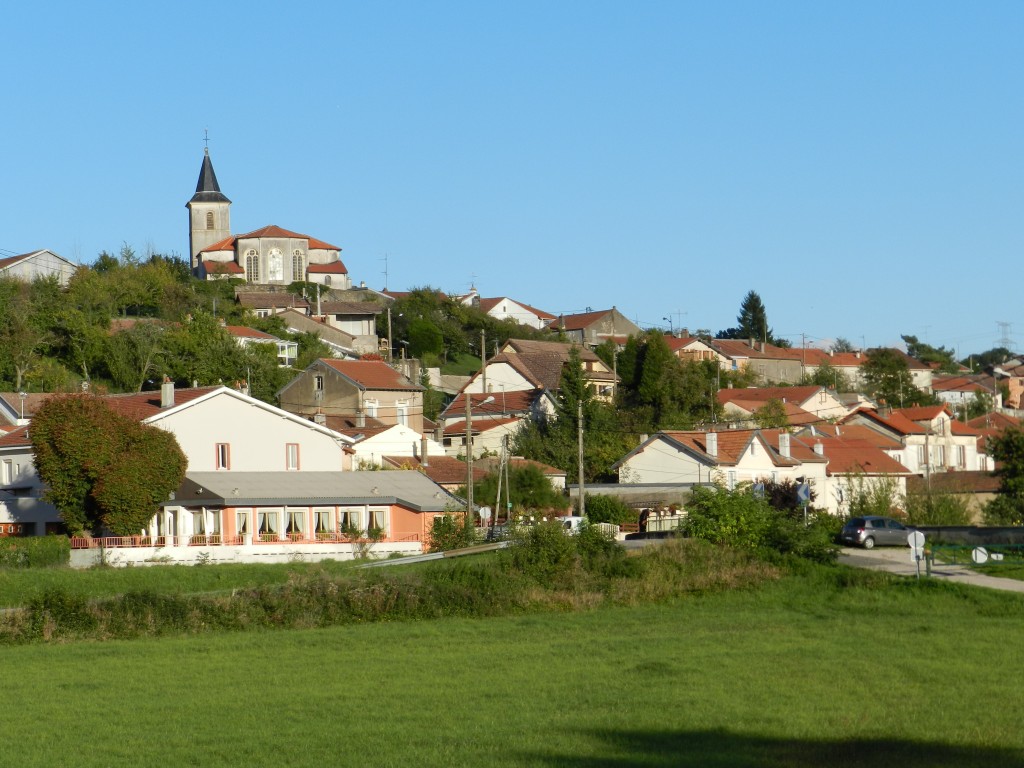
0;556;1023;766
716;290;788;347
902;334;960;374
683;484;837;563
984;427;1024;525
801;359;851;392
584;493;636;525
845;473;901;519
904;487;972;526
427;513;477;552
473;464;570;515
30;395;187;535
753;398;789;428
860;348;934;407
0;536;70;569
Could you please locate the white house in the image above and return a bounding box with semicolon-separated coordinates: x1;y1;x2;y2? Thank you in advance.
0;249;78;287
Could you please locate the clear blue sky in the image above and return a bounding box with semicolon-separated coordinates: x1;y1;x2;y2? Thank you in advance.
3;2;1021;357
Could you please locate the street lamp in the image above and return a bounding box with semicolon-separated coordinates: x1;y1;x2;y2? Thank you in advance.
663;317;673;336
465;393;495;523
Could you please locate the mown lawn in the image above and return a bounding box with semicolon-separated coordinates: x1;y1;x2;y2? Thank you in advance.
3;566;1023;767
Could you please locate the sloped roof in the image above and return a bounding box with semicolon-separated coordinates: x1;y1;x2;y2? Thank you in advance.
547;309;612;331
235;225;341;251
319;301;382;316
718;386;825;407
0;249;77;272
801;423;904;451
236;292;310;310
478;297;556;320
724;399;823;426
0;425;30;448
906;471;999;494
382;455;486;485
307;261;349;274
814;437;912;476
189;151;231;204
318;359;422;391
475;456;567;477
177;470;457;512
443;417;522;437
204;260;245;274
442;389;542;419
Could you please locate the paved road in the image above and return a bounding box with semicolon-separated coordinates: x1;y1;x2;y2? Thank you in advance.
839;546;1024;594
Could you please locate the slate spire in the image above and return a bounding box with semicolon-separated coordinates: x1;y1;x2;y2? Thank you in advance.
190;148;231;204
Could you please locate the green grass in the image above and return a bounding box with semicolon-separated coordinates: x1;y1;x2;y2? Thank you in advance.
0;558;360;608
441;352;482;376
2;564;1024;767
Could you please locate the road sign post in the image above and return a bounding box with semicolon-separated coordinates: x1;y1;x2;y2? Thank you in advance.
907;530;926;578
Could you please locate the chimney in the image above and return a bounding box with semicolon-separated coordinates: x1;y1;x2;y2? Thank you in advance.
813;441;824;456
779;432;791;458
749;337;755;349
855;350;862;359
639;433;649;445
161;377;175;408
421;436;430;467
706;432;718;458
835;425;841;436
760;341;766;353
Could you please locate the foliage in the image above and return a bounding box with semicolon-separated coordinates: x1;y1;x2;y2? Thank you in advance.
832;337;856;353
683;484;837;562
473;464;570;514
901;334;959;374
30;395;187;535
954;392;993;422
903;487;972;526
983;427;1024;525
801;360;851;392
753;399;789;429
844;473;901;519
716;290;787;346
759;477;815;515
0;536;71;569
584;494;635;525
960;346;1013;372
407;317;444;359
860;348;934;407
428;514;477;552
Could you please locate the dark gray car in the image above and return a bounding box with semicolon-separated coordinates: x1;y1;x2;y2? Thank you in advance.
840;516;915;549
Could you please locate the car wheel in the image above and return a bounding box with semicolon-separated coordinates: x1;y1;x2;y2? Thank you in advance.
862;536;875;550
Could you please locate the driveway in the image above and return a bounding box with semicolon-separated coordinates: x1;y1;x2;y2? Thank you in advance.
839;546;1024;594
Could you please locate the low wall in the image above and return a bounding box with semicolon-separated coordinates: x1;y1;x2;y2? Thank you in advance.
916;526;1024;546
69;541;423;568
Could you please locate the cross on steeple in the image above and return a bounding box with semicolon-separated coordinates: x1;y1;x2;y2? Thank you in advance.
204;128;210;155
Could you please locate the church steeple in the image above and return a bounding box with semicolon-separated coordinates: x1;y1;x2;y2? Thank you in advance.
186;147;232;272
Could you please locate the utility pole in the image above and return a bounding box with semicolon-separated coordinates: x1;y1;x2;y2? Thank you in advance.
480;329;487;395
466;393;474;521
577;400;586;518
386;305;394;362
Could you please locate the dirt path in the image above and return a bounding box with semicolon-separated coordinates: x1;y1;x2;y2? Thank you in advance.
839;546;1024;594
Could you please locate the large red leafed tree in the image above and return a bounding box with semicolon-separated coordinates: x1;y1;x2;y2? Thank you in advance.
30;395;187;536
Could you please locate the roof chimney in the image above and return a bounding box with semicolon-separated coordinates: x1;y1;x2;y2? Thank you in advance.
813;441;824;456
706;432;718;458
760;341;766;353
779;432;791;458
161;377;175;408
749;337;755;349
421;436;429;467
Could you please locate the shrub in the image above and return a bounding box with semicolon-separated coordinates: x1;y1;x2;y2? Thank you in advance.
428;513;476;553
584;494;634;525
904;488;972;526
504;521;580;583
0;536;71;569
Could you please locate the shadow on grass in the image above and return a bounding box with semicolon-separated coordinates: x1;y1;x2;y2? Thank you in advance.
526;728;1024;768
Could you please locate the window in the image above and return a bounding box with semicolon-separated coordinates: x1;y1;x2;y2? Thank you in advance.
292;250;304;280
935;445;946;466
314;375;324;392
1;460;11;485
245;250;259;282
285;508;305;538
917;445;926;465
955;445;966;468
286;443;300;471
367;508;388;535
339;508;362;533
215;443;230;469
365;400;378;419
257;508;280;540
314;508;333;536
268;248;283;281
205;211;214;230
727;471;737;490
324;275;331;286
396;403;408;427
236;510;250;536
819;392;827;403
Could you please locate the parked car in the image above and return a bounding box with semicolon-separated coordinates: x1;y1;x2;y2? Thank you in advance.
840;516;917;549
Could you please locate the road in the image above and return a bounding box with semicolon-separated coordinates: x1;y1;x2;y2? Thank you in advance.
838;546;1024;594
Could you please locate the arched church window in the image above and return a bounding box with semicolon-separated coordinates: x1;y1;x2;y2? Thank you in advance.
245;250;259;282
206;211;214;230
292;250;304;280
268;248;284;281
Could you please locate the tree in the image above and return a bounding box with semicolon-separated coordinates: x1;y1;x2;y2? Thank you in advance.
860;348;933;407
717;290;786;346
753;399;789;429
30;395;187;535
901;334;958;374
983;427;1024;525
832;337;856;353
802;360;851;392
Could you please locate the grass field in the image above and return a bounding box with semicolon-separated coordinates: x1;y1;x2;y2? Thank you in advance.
3;563;1023;767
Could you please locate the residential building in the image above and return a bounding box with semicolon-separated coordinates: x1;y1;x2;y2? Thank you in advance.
547;308;641;348
477;297;556;330
718;385;848;423
224;325;297;367
0;249;77;287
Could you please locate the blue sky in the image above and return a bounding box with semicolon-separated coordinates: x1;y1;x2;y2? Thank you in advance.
3;2;1022;356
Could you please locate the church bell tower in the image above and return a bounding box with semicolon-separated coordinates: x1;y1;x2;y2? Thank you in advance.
186;148;231;272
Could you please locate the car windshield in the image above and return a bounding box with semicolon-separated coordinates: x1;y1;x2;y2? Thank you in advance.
848;518;865;527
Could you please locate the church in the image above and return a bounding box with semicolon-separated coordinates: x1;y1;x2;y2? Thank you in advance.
186;150;351;289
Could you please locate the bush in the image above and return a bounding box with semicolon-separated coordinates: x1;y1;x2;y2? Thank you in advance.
0;536;71;569
505;521;579;583
904;489;972;526
428;514;477;553
584;494;634;525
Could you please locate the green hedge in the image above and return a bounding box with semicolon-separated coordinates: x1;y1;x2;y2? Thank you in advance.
0;536;71;569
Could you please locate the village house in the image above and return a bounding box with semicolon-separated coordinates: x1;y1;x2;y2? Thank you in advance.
0;249;78;287
277;358;426;435
718;385;849;424
547;308;641;349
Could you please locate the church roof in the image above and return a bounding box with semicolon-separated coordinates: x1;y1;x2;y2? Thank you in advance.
189;151;231;205
236;225;341;251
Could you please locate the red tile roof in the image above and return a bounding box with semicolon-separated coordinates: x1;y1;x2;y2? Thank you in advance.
201;226;343;253
0;425;30;447
225;325;277;340
307;261;349;274
443;390;541;419
382;455;486;485
718;386;825;407
814;437;912;476
318;359;422;391
547;309;613;331
204;260;244;274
